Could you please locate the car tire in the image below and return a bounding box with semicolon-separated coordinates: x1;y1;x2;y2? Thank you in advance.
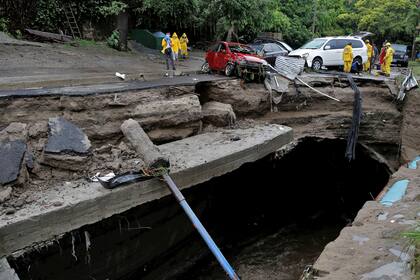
201;62;210;73
401;61;408;67
312;57;323;71
225;63;235;76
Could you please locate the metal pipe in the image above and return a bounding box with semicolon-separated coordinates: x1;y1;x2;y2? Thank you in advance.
162;173;240;280
295;77;341;102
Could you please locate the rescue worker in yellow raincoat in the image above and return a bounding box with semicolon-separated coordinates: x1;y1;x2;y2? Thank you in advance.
363;39;373;72
342;42;353;73
383;42;394;77
171;32;181;61
180;33;189;59
161;33;175;71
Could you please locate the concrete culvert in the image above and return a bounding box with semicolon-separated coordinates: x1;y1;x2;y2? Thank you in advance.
8;137;390;280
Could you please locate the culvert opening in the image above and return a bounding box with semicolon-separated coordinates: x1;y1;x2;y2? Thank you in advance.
9;137;390;280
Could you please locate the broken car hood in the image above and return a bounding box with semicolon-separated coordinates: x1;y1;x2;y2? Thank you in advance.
288;49;312;57
239;55;265;63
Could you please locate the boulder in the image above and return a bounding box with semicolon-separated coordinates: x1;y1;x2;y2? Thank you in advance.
199;80;270;116
202;101;236;127
45;117;91;154
0;140;26;185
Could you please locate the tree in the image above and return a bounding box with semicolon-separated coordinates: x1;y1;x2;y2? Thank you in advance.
355;0;417;42
405;1;420;59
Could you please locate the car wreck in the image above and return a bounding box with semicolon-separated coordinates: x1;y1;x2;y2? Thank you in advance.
202;41;269;81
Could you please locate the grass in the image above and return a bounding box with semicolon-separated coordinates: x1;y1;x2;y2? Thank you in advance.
409;61;420;79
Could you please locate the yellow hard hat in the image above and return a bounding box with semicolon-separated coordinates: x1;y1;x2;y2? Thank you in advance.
385;42;391;47
365;39;369;43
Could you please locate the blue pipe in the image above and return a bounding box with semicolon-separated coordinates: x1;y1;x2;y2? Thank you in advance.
162;174;240;280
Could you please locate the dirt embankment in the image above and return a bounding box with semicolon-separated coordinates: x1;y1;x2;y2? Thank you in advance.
0;74;407;222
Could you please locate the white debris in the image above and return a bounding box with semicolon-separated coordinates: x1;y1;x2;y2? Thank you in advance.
115;72;126;80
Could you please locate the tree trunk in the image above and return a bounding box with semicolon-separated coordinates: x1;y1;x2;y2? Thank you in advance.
311;0;318;34
117;11;129;51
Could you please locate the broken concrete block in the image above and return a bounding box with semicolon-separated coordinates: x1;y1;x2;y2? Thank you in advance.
202;101;236;127
45;117;91;154
0;187;12;203
0;140;26;185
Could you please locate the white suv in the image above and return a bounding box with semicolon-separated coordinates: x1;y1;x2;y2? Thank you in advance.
288;36;368;70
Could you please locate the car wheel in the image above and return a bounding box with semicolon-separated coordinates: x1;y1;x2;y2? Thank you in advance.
312;57;323;71
225;63;235;76
201;62;210;73
402;61;408;67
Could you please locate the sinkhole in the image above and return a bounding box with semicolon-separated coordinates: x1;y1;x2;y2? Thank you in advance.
9;137;391;280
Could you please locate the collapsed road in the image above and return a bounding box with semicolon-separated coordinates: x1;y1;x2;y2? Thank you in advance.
0;71;419;279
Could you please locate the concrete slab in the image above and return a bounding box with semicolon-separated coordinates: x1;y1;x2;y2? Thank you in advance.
0;140;26;185
45;117;91;154
0;258;20;280
0;74;231;99
0;124;292;258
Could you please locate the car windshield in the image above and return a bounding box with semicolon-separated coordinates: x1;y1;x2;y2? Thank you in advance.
228;44;255;54
281;42;293;52
248;44;263;52
301;38;328;49
392;44;407;52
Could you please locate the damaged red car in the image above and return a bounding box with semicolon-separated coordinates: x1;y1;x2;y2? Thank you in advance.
201;41;269;81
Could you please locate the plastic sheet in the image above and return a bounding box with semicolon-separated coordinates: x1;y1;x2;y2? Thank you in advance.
380;179;410;206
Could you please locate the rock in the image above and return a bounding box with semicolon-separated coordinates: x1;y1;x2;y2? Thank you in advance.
199;80;270;116
12;199;24;208
28;121;48;138
131;95;202;129
0;140;26;185
25;151;34;170
202;101;236;127
52;201;63;207
42;153;90;171
0;187;12;203
0;123;28;142
45;117;91;155
5;207;16;215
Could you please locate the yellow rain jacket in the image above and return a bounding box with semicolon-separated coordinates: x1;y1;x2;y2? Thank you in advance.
384;46;394;65
180;33;189;55
161;36;171;54
342;45;353;62
171;32;181;54
366;43;373;59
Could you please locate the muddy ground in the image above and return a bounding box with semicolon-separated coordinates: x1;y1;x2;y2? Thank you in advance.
0;40;204;89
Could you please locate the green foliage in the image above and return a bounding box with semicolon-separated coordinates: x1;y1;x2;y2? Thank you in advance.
15;30;22;39
107;30;120;49
1;0;419;49
98;1;128;17
0;17;9;33
34;0;62;32
354;0;417;42
76;39;98;47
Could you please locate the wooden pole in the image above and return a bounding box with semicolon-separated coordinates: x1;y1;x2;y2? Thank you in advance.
120;119;170;169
